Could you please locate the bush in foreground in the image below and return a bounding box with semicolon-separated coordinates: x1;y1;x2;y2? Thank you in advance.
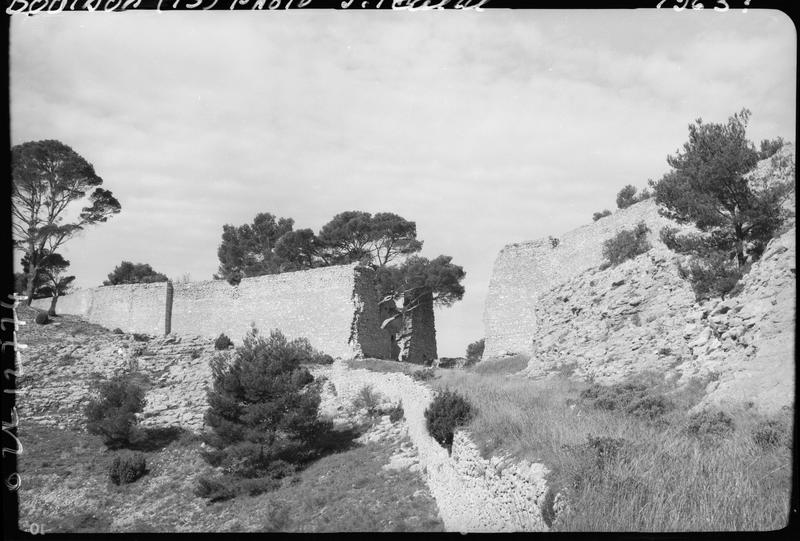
424;389;474;453
108;452;147;485
34;311;50;325
601;221;651;267
201;327;330;498
85;373;147;448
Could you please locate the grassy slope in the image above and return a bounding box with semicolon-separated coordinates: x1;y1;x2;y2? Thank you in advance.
17;421;443;533
434;360;793;531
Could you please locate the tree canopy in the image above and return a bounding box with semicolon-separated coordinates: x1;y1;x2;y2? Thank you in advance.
375;255;466;312
215;213;295;284
654;109;793;266
215;209;465;316
104;261;169;286
12;140;121;304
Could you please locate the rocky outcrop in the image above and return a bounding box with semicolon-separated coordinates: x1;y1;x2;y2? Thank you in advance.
483;199;697;358
487;145;795;414
16;315;215;432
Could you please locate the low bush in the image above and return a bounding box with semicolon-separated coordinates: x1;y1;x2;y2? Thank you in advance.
353;385;383;416
602;221;651;266
465;338;485;365
580;380;673;420
424;388;474;453
592;209;612;222
678;253;746;301
412;368;436;382
549;236;560;248
586;435;630;470
108;452;147;485
34;311;50;325
194;474;237;502
751;419;788;450
112;327;124;334
189;349;202;360
214;333;233;350
388;402;405;423
687;409;735;438
132;333;150;342
85;373;147;448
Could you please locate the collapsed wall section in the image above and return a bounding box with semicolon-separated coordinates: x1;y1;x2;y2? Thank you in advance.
483;199;692;357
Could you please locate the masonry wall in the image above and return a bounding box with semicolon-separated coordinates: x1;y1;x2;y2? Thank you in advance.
32;283;168;335
483;199;695;357
398;292;438;365
32;264;391;359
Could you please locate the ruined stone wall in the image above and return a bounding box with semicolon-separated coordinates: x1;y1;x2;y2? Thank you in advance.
32;264;391;360
32;282;168;336
483;199;696;357
398;293;438;365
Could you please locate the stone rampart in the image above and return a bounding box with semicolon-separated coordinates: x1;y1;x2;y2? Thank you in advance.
483;199;694;357
32;264;391;359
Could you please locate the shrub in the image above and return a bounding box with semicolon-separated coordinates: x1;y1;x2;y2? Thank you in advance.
388;401;405;423
687;409;735;438
203;328;328;479
586;435;629;470
353;385;383;416
189;349;202;360
132;333;150;342
625;394;673;420
752;419;788;450
424;388;474;453
549;236;560;248
602;222;651;266
616;184;638;209
412;368;436;382
85;373;147;448
214;333;233;350
465;338;485;364
108;452;147;485
580;381;672;420
194;474;237;502
592;209;612;221
678;253;746;301
112;327;124;334
34;311;50;325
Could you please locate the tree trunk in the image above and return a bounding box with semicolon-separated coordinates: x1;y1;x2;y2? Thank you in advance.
24;266;37;306
48;294;58;316
734;223;746;267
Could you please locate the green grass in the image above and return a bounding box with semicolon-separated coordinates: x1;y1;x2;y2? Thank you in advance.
434;370;793;531
17;421;442;533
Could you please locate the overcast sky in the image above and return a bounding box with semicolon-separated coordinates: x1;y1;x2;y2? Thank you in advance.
10;9;796;356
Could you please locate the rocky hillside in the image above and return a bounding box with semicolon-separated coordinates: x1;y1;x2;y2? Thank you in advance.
488;144;796;414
